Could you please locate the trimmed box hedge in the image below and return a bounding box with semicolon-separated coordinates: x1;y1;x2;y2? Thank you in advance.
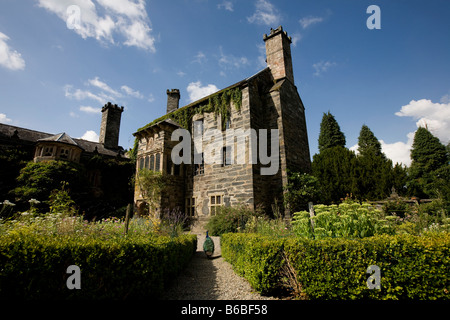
0;232;197;300
221;233;450;299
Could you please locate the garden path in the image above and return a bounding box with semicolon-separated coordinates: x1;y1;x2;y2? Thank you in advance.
161;217;277;300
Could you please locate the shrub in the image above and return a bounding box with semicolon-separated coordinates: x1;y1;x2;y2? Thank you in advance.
221;233;284;295
206;205;256;236
292;202;390;239
13;161;84;208
221;233;450;299
0;218;196;300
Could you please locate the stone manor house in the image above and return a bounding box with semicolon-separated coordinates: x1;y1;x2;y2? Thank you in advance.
133;26;311;218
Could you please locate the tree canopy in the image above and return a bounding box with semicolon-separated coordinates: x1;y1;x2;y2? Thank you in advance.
318;112;346;152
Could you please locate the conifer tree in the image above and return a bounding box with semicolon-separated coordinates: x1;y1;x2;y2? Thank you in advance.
312;146;356;204
354;125;391;200
318;112;346;152
409;127;449;199
313;113;356;203
357;125;385;158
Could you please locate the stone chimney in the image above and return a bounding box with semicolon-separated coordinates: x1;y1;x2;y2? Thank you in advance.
263;26;294;84
166;89;180;114
99;102;124;150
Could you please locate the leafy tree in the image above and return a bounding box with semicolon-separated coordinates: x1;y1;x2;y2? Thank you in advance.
284;171;320;212
318;112;346;152
389;163;409;196
408;127;449;199
13;160;84;211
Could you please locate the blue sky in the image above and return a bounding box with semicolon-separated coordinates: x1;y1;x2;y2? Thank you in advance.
1;0;449;166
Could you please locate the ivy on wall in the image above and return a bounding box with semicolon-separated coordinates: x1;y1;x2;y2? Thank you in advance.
131;87;242;160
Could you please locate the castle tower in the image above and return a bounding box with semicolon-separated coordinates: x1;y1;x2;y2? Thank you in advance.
166;89;180;114
263;26;294;84
99;102;124;150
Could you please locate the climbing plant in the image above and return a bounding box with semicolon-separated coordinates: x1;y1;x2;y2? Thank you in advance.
131;87;242;159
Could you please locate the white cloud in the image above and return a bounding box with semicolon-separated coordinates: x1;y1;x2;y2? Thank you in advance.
218;1;234;12
64;85;105;103
0;113;12;124
65;77;145;107
79;105;101;114
80;130;99;142
121;85;143;98
37;0;155;52
395;98;450;144
351;96;450;167
256;43;266;69
379;138;413;167
88;77;121;97
247;0;281;26
187;81;219;103
147;93;155;103
312;60;336;76
0;32;25;70
290;33;302;47
218;47;249;69
193;51;206;64
440;94;450;104
350;132;414;166
299;16;324;29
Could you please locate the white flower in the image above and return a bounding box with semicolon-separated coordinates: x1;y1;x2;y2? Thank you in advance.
21;212;30;216
29;199;41;204
2;200;15;206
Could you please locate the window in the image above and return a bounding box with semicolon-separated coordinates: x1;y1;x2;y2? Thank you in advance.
139;157;144;170
222;146;232;166
223;118;231;131
185;197;196;217
60;148;69;159
43;147;53;156
194;153;204;176
194;119;204;137
155;153;161;171
144;155;149;169
150;155;155;171
210;195;223;215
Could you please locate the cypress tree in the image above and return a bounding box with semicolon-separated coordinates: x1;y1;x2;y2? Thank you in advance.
409;127;449;198
312;146;357;204
354;125;391;200
357;125;385;158
313;113;355;203
318;112;346;152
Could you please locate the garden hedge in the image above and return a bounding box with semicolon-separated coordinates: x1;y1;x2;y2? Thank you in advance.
221;233;450;299
0;232;197;300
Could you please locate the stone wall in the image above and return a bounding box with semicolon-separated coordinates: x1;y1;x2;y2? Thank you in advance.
186;93;255;217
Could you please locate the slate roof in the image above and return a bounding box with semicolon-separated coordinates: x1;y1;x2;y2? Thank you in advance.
0;123;123;158
38;132;80;147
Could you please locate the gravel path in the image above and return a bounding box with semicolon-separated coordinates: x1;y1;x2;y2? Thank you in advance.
162;222;277;300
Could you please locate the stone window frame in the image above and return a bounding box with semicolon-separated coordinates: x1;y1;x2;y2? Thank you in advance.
43;146;54;157
222;146;232;167
155;153;161;171
210;194;223;215
150;154;155;170
185;197;196;217
193;152;204;176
